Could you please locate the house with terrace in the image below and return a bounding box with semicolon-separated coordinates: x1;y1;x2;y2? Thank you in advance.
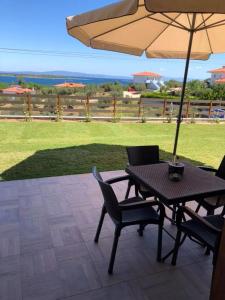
133;71;165;90
209;66;225;85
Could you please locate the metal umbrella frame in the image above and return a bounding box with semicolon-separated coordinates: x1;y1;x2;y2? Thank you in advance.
67;0;225;160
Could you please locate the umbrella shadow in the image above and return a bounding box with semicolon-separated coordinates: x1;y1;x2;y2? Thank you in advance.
1;143;205;181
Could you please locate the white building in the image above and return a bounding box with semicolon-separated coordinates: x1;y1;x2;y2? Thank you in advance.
209;66;225;84
133;71;164;90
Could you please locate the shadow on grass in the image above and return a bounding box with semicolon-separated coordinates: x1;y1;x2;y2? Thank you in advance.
1;143;205;181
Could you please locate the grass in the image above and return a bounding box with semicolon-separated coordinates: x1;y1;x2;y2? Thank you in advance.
0;121;224;181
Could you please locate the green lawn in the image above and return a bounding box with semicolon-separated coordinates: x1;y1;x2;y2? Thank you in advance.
0;121;224;181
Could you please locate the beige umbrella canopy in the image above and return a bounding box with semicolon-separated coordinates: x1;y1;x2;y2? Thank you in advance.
67;0;225;59
66;0;225;159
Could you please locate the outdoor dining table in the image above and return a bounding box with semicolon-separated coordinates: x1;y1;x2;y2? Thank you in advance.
126;162;225;208
126;162;225;260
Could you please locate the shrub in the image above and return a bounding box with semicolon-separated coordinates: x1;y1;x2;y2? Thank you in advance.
141;92;179;99
190;112;196;124
84;116;92;122
140;117;147;123
111;117;121;123
97;99;111;109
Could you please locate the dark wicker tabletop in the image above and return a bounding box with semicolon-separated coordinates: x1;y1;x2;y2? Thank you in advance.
126;163;225;205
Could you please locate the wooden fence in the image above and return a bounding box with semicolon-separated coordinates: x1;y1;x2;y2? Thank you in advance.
0;93;224;121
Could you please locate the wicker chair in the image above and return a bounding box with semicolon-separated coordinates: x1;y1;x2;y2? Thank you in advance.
171;206;224;266
125;145;164;199
93;166;165;274
197;155;225;216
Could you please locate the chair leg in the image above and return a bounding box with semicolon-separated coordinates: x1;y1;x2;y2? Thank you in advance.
137;224;145;237
204;208;215;255
171;229;182;266
108;226;121;274
135;184;139;197
94;206;106;243
171;205;177;224
157;224;163;262
125;180;132;199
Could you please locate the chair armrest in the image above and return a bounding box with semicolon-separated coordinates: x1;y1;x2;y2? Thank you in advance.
197;166;217;173
119;199;157;209
106;175;131;185
178;206;221;233
120;199;165;220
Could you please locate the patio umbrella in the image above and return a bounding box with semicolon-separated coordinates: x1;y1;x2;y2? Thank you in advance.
66;0;225;160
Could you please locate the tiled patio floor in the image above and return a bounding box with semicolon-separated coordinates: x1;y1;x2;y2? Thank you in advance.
0;171;213;300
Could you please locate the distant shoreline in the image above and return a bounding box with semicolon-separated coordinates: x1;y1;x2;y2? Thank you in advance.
0;73;78;79
0;72;132;80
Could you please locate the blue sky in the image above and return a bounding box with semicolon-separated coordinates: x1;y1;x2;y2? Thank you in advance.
1;0;225;79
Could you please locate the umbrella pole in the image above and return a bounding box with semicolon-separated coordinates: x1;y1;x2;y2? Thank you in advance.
172;14;196;163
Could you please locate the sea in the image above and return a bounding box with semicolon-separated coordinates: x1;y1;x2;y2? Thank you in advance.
0;75;131;86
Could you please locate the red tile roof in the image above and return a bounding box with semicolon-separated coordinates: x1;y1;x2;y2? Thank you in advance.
2;86;32;94
54;82;86;88
209;66;225;73
133;71;160;77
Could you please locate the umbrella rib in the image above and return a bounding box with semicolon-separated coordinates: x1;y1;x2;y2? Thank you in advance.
201;14;213;54
161;13;189;31
196;17;225;32
186;14;192;28
89;13;155;43
198;21;225;31
195;13;214;31
144;14;182;52
147;14;186;31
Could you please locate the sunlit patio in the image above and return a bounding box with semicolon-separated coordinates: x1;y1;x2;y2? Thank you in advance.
0;170;213;300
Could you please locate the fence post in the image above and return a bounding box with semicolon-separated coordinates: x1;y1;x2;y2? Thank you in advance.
162;99;167;117
208;101;213;118
138;97;142;118
113;95;117;119
26;94;32;120
86;95;90;118
142;98;145;118
56;95;63;121
186;100;190;118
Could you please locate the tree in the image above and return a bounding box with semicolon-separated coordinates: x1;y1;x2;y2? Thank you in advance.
83;84;99;97
165;80;182;89
0;82;8;89
110;83;123;98
186;80;206;91
100;82;126;93
16;76;26;87
129;83;146;92
212;84;225;100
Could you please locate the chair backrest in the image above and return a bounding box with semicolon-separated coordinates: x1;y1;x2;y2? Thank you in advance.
92;167;121;222
216;155;225;180
126;145;160;166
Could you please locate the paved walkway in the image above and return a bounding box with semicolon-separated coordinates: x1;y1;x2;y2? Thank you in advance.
0;171;212;300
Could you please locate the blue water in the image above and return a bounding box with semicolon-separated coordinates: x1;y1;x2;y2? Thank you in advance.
0;75;131;86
